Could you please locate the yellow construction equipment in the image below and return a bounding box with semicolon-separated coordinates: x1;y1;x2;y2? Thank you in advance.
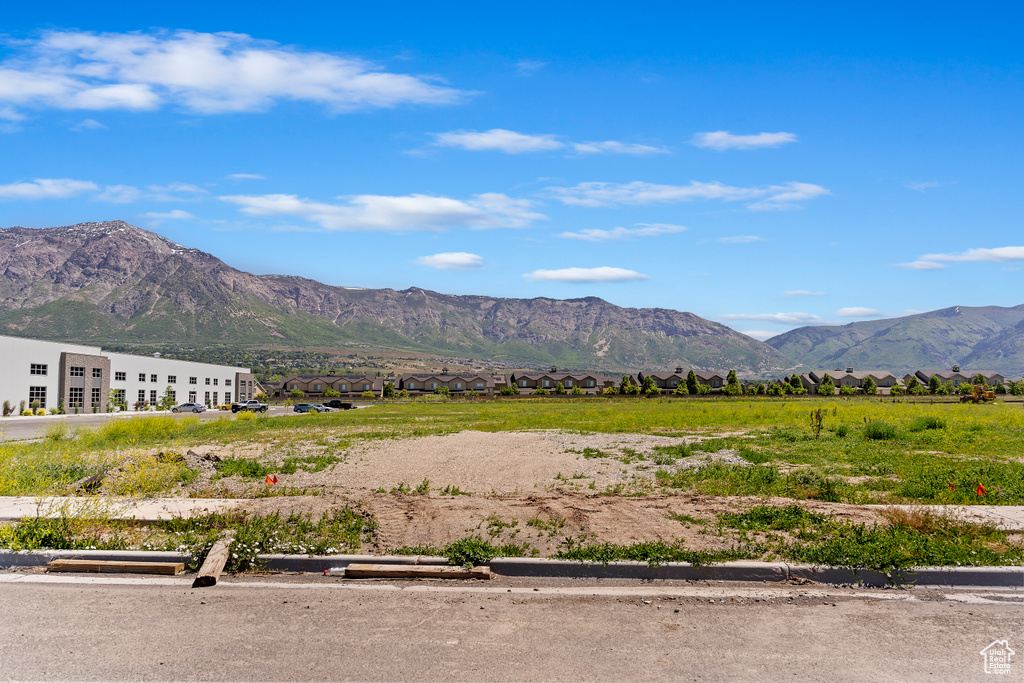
960;384;996;403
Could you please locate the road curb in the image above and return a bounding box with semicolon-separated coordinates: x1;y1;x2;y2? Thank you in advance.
2;550;1021;587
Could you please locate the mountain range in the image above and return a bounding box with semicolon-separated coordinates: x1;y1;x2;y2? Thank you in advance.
766;304;1024;377
0;221;792;374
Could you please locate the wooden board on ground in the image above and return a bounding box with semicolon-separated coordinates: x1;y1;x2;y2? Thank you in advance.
46;559;185;575
342;563;491;580
193;530;235;588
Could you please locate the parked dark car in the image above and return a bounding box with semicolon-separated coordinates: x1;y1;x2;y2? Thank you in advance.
171;402;206;413
324;400;355;410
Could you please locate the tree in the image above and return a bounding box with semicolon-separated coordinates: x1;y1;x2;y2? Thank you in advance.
323;388;341;398
382;381;395;399
766;382;785;396
695;383;712;395
602;386;617;396
839;384;857;396
818;374;835;396
554;382;566;395
862;376;877;395
755;383;766;395
640;375;660;396
905;375;927;395
726;369;738;385
619;375;639;395
673;381;689;396
686;370;698;395
289;389;305;398
499;385;519;396
971;373;988;387
1012;380;1024;396
928;375;941;394
433;386;451;397
789;374;807;394
890;383;904;396
571;385;585;395
995;381;1007;395
159;386;176;411
724;370;742;396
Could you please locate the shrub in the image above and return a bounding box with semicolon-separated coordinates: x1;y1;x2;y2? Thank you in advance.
863;420;899;440
499;385;519;396
533;387;550;395
789;374;807;394
641;375;660;396
289;389;305;398
2;400;13;417
254;393;269;401
995;382;1007;395
570;385;584;395
723;382;743;396
397;388;409;398
554;382;566;395
695;383;712;395
602;386;617;396
1012;380;1024;396
862;377;877;395
21;409;32;416
839;385;857;396
323;388;341;398
818;374;835;396
619;376;640;395
362;390;376;399
890;383;904;396
35;408;46;416
905;375;927;396
382;382;395;399
766;382;785;396
908;416;946;431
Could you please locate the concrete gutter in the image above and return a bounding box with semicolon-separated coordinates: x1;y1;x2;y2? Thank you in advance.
1;549;1020;587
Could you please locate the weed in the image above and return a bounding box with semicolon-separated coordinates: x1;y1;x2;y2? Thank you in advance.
908;416;947;431
863;421;899;440
484;515;519;537
666;512;706;526
553;537;757;567
526;516;566;535
390;482;411;494
214;458;272;479
439;484;471;496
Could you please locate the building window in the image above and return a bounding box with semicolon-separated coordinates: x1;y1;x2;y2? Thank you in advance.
455;383;462;390
290;383;297;390
69;387;84;407
150;374;157;383
204;391;210;405
115;371;126;382
520;380;527;387
670;380;677;387
113;389;125;405
29;386;46;408
30;364;47;376
189;377;197;385
404;383;411;389
138;390;146;404
340;384;347;391
314;384;322;391
213;378;218;386
167;375;177;384
166;390;176;403
565;380;572;388
543;380;550;387
712;380;720;388
150;390;157;404
205;378;211;385
70;366;85;377
363;384;371;390
430;382;437;389
93;368;102;379
189;391;196;402
91;387;101;407
587;380;594;387
477;383;484;389
225;379;232;387
212;392;219;405
139;373;147;382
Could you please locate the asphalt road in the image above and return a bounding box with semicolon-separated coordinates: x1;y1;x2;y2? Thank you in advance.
0;573;1020;681
0;405;303;441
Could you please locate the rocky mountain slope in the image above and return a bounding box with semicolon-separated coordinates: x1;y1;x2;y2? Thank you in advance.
0;221;792;374
767;304;1024;376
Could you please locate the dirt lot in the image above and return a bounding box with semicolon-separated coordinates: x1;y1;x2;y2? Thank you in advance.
170;430;884;554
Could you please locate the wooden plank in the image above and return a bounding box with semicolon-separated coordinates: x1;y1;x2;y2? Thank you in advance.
192;530;235;588
46;559;184;575
342;563;491;580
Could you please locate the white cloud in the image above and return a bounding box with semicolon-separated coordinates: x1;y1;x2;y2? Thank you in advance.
523;267;648;283
220;192;544;231
898;246;1024;270
548;179;829;210
93;184;143;203
515;60;548;75
721;312;830;325
431;129;668;156
0;106;26;122
227;173;266;180
70;118;105;130
898;259;945;270
570;140;668;155
739;330;778;341
0;30;464;116
142;209;195;219
0;177;98;199
557;223;686;242
836;307;882;317
906;181;941;192
718;235;764;244
415;252;484;270
784;290;825;297
433;129;563;154
692;131;798;150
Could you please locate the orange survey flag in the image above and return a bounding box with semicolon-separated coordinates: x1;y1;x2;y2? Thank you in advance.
976;483;986;496
265;474;275;485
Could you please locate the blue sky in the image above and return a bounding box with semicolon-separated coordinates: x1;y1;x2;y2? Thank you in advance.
2;3;1023;339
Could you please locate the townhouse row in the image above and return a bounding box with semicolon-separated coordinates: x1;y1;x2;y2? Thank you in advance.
787;365;1018;395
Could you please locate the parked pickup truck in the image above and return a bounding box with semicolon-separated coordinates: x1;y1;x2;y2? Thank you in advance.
231;400;268;413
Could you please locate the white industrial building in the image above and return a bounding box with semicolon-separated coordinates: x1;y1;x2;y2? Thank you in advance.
0;334;255;413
